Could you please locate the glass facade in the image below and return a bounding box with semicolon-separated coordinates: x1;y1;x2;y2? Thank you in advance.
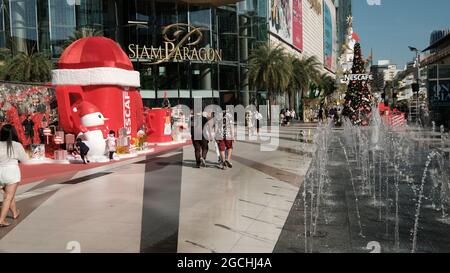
49;0;76;56
0;0;268;107
9;0;38;53
428;64;450;108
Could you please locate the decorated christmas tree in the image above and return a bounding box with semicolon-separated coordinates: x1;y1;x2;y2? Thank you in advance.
342;43;373;126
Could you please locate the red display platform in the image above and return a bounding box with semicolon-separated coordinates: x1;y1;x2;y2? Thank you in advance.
20;141;189;186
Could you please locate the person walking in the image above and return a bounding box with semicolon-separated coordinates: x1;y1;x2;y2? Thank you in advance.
208;112;222;164
0;124;29;227
291;109;296;121
248;109;261;137
286;109;291;127
105;130;117;161
334;108;341;126
216;109;235;170
256;110;263;134
191;111;209;168
209;112;230;164
318;107;324;122
75;138;90;164
280;110;286;126
22;115;35;144
246;110;254;137
38;127;45;144
329;107;336;119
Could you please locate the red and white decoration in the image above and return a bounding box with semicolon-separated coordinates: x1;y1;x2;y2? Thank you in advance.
43;128;52;136
379;103;407;129
52;37;140;88
54;136;64;145
72;100;110;162
52;37;146;162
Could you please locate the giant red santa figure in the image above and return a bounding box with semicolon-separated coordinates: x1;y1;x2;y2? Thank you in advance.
52;37;145;162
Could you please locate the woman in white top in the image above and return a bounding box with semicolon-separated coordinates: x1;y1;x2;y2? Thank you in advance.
0;124;29;227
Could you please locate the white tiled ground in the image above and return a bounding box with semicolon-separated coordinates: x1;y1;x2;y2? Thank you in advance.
0;164;146;253
177;124;314;253
0;123;316;253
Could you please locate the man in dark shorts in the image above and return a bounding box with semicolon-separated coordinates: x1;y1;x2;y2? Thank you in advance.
75;138;90;164
191;111;209;168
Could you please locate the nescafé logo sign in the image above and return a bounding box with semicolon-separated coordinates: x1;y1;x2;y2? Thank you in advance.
128;23;222;64
344;74;373;81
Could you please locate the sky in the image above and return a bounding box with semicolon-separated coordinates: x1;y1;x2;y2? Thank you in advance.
353;0;450;69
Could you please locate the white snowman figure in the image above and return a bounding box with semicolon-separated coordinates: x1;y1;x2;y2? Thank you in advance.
72;101;109;163
347;27;356;52
342;28;356;64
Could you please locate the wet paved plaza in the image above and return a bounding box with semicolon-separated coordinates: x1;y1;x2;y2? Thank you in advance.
275;123;450;253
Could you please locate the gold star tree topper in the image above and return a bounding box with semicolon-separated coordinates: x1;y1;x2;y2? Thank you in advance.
346;15;353;26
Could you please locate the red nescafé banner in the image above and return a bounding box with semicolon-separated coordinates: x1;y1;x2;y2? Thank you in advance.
292;0;303;51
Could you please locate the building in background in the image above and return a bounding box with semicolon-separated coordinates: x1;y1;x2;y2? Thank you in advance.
0;0;268;108
383;64;400;83
268;0;339;111
0;0;348;111
422;30;450;128
322;0;336;72
397;71;414;102
370;60;391;93
334;0;351;51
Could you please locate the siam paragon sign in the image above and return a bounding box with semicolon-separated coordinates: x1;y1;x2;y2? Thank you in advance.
128;23;223;64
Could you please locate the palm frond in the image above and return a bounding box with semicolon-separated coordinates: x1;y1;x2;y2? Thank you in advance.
2;51;52;83
248;43;291;99
63;27;104;49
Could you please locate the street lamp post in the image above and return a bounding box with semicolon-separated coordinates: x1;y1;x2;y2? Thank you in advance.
409;46;421;126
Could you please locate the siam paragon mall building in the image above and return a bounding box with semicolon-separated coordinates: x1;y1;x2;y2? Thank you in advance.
0;0;344;109
0;0;268;108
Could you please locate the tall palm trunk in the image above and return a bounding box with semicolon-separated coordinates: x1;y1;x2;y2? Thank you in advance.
284;92;289;110
298;88;303;120
293;90;298;118
268;91;275;123
289;90;295;110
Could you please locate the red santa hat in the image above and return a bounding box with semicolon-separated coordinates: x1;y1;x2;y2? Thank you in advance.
73;101;101;117
52;37;140;87
352;32;361;42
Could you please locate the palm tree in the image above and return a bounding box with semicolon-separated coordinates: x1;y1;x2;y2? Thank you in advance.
296;56;322;99
248;43;292;110
287;55;321;116
0;48;12;77
0;48;11;63
285;54;301;110
1;50;52;83
63;27;104;48
318;73;336;97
